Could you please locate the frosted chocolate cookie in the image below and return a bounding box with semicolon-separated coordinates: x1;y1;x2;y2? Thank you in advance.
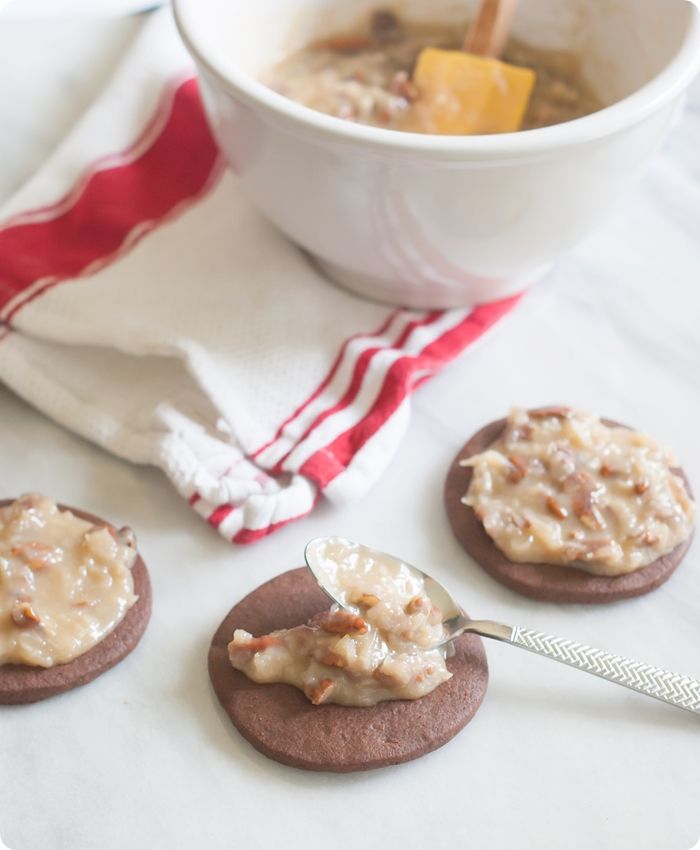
0;495;152;704
445;408;696;604
209;567;488;772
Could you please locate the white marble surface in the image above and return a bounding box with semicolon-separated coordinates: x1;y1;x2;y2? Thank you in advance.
3;0;165;16
0;14;144;201
1;13;700;850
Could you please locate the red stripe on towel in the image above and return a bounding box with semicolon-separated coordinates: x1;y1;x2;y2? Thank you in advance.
232;496;320;544
300;296;520;488
0;68;521;543
207;503;235;529
0;77;220;322
269;312;443;474
251;310;401;461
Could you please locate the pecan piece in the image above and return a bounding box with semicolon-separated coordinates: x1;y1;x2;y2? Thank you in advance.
546;496;568;520
404;596;424;615
352;592;379;609
312;609;368;635
11;602;41;628
507;454;529;483
634;479;650;495
529;406;572;419
319;651;345;669
307;678;334;706
234;635;282;652
316;35;373;52
372;668;396;686
564;471;604;530
10;542;53;571
10;542;52;557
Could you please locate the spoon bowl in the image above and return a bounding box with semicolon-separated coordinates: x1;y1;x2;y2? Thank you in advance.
305;536;700;715
304;536;468;643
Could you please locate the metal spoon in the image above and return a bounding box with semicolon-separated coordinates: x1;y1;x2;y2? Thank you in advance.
305;536;700;715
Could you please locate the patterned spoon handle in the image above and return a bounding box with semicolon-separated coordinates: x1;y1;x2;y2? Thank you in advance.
507;625;700;714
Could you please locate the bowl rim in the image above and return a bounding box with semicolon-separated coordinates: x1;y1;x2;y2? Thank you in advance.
173;0;700;158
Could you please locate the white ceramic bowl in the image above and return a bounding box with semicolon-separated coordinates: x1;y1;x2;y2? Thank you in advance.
174;0;700;308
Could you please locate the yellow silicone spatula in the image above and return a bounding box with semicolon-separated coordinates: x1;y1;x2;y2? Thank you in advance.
412;0;535;135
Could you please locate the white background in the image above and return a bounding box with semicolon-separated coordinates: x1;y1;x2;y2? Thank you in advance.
0;10;699;850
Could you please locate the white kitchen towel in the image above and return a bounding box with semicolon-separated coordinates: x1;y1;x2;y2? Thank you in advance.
0;9;518;543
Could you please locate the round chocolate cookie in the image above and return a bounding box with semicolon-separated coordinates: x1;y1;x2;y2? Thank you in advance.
445;417;694;604
0;502;152;705
209;567;489;772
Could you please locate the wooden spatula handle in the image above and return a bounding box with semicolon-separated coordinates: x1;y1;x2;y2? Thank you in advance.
463;0;520;58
